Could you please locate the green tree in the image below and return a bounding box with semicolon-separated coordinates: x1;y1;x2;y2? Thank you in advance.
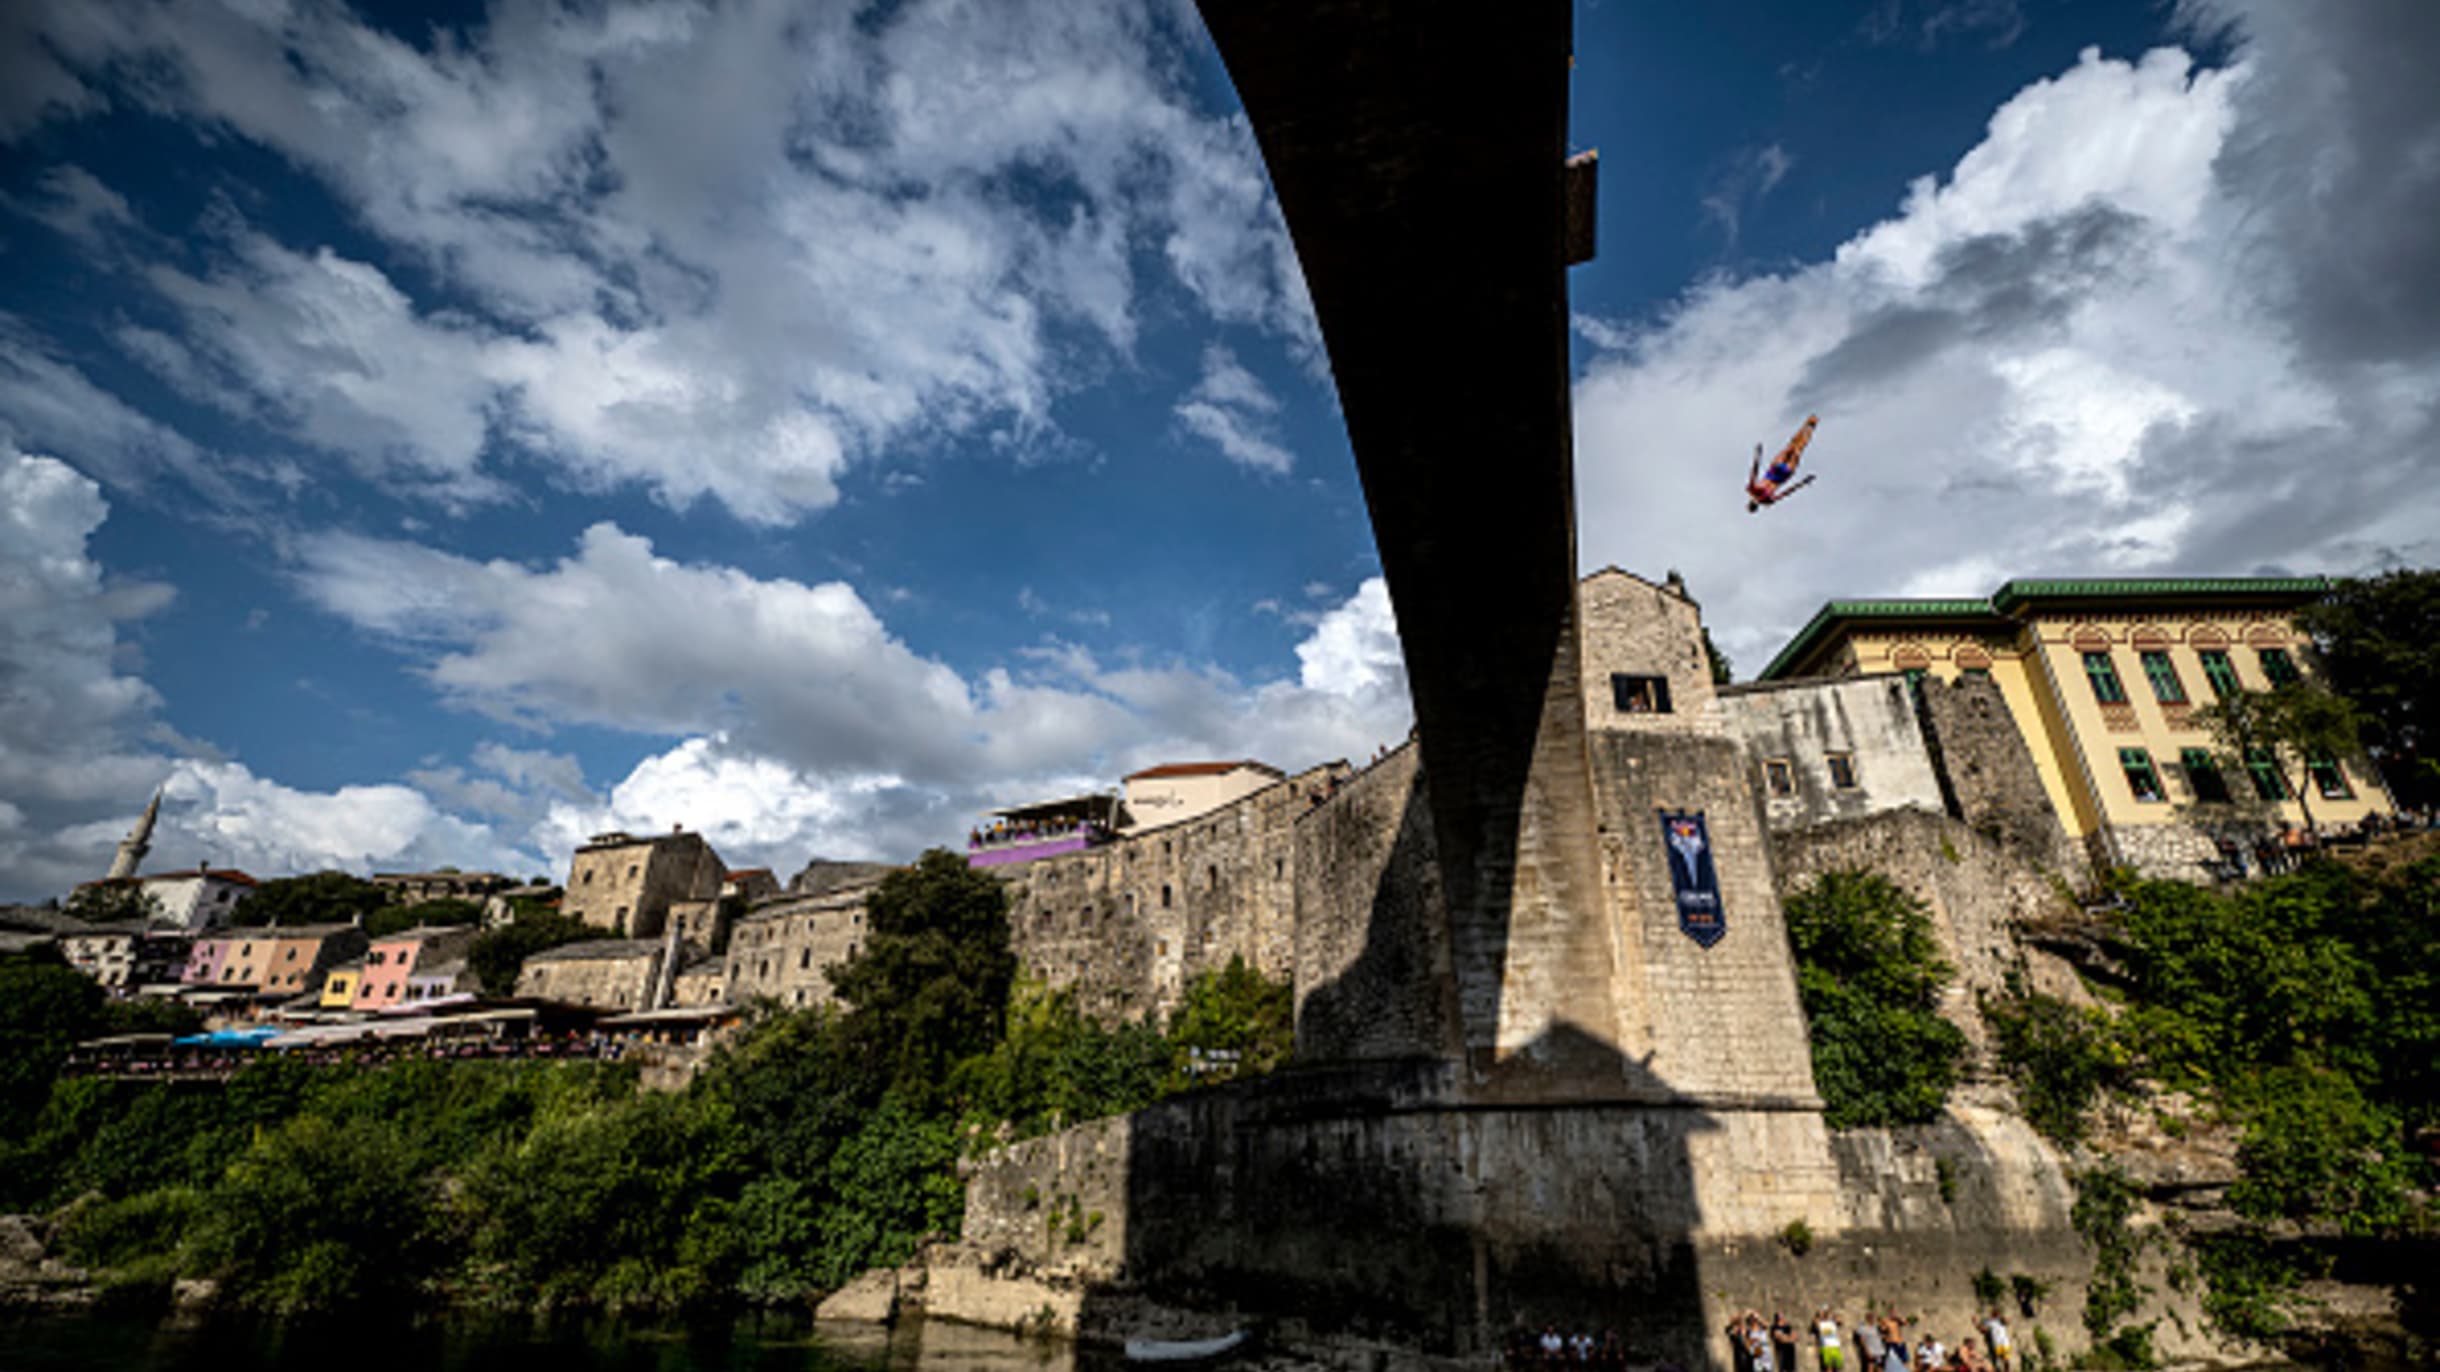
0;949;106;1124
2225;1064;2411;1235
828;849;1017;1097
1983;990;2128;1145
238;871;388;927
467;910;606;996
61;881;163;924
1782;871;1967;1128
188;1113;440;1312
2295;568;2440;806
2193;681;2367;840
954;982;1170;1136
363;896;485;939
1703;627;1733;685
1166;955;1294;1088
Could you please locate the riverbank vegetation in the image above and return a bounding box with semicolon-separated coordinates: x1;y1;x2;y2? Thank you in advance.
0;850;1293;1316
1992;856;2439;1355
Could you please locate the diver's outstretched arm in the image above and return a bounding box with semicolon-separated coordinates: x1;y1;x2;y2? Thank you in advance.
1749;443;1763;483
1776;474;1818;501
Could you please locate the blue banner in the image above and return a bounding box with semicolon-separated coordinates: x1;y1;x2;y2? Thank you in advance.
1660;810;1726;948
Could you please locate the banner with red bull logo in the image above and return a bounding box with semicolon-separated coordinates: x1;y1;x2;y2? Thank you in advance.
1660;810;1726;947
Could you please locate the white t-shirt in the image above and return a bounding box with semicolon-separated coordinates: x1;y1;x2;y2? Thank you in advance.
1541;1332;1565;1356
1819;1322;1842;1350
1985;1319;2012;1352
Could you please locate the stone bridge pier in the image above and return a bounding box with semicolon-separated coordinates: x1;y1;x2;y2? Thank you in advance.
1197;0;1631;1092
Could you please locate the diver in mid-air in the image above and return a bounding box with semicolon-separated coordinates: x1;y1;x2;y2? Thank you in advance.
1746;414;1820;512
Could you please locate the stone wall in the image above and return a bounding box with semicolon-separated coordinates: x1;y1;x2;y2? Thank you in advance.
998;762;1350;1023
1583;727;1821;1105
1915;674;2087;877
1715;676;1947;832
721;884;877;1011
1768;806;2092;1071
1578;568;1718;733
937;1065;2088;1370
2094;819;2225;883
1289;741;1458;1062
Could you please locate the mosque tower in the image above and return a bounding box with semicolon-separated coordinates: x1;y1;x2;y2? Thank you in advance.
104;788;162;882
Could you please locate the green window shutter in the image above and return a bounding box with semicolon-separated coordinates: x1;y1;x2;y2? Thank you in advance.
2140;650;2187;704
2306;750;2353;799
2083;651;2127;704
2198;649;2239;700
2179;748;2230;803
2244;747;2289;801
2258;647;2300;686
2118;748;2163;802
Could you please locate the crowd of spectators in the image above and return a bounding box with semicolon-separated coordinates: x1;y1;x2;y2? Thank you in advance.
969;817;1107;848
1503;1306;2020;1372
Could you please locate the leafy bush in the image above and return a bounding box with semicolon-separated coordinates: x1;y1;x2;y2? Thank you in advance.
2072;1167;2149;1343
2189;1227;2316;1346
1984;991;2127;1145
363;897;484;939
188;1114;440;1313
1782;871;1967;1128
2226;1064;2411;1234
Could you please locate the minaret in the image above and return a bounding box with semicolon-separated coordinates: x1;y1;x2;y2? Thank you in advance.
105;787;162;882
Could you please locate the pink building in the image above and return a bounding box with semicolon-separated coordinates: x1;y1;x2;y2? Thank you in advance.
356;926;479;1010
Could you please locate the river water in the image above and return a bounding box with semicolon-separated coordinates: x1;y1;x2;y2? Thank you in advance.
0;1311;1107;1372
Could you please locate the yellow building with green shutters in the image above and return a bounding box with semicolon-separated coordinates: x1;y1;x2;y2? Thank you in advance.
1759;577;2394;879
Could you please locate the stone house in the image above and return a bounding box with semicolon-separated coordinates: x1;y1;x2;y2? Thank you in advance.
370;870;514;906
516;939;664;1011
721;883;880;1011
561;829;725;938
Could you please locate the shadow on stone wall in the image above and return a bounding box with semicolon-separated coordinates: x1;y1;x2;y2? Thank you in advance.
1079;766;1719;1366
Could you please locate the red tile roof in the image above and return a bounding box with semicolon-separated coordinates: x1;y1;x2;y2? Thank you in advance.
1123;760;1281;781
141;868;260;886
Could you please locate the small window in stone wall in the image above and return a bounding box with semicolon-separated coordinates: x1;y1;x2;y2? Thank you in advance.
1764;759;1795;797
1611;673;1672;714
1826;753;1858;790
1208;864;1220;891
1161;884;1172;909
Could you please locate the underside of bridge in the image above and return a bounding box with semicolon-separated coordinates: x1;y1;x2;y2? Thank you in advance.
1196;0;1627;1086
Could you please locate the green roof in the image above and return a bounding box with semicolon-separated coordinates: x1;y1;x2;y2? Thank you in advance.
1988;576;2330;613
1761;598;2005;681
1759;576;2334;681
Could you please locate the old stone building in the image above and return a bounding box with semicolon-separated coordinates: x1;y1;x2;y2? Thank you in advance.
515;939;664;1011
370;870;514;906
1715;675;1946;831
997;759;1351;1022
721;882;880;1010
561;829;725;938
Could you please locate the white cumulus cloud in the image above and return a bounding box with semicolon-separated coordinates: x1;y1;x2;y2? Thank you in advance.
1574;36;2440;673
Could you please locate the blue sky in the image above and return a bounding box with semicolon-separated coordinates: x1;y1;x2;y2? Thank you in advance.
3;0;2435;899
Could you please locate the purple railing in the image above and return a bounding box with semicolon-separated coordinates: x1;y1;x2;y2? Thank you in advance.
966;825;1108;869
